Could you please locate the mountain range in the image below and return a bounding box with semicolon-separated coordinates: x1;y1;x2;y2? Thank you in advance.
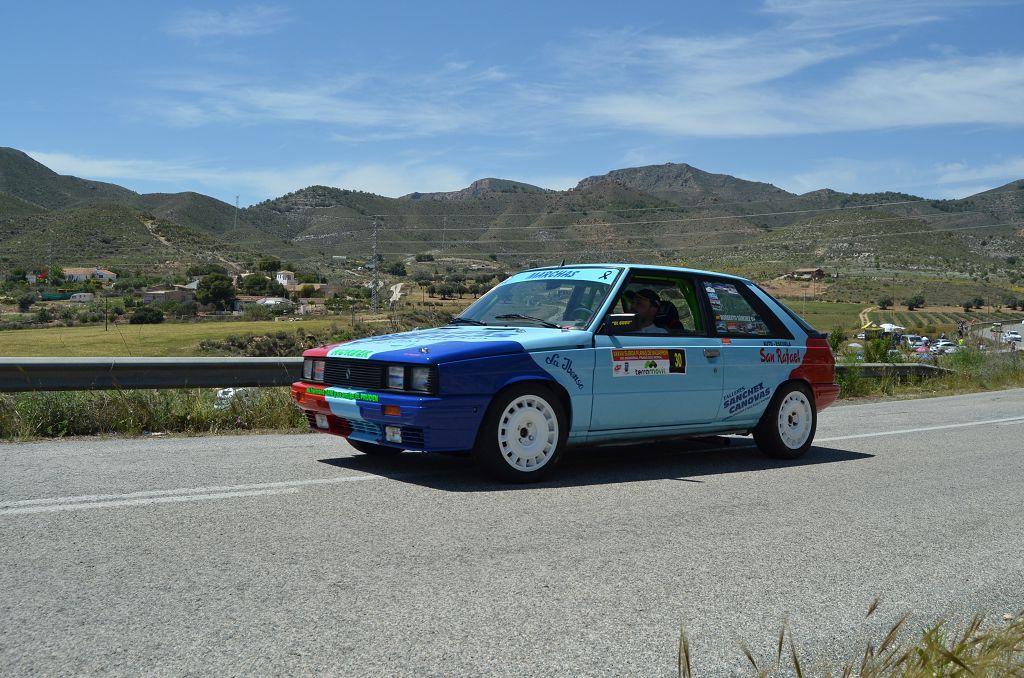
1;146;1022;304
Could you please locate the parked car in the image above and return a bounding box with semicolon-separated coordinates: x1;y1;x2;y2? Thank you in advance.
930;340;956;354
291;264;840;481
1002;331;1022;343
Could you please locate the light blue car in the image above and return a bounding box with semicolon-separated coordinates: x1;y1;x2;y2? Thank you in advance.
292;264;840;481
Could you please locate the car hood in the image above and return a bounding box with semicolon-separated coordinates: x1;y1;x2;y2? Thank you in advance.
323;326;593;364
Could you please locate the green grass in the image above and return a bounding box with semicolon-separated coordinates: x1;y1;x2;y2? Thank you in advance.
776;300;865;331
0;317;355;356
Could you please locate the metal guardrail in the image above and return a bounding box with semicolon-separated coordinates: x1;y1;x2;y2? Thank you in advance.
0;357;946;393
0;357;303;392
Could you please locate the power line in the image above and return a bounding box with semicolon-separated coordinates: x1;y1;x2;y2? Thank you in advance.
371;219;1023;256
288;188;1024;239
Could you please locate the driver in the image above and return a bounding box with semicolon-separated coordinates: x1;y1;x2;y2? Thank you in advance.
631;289;667;334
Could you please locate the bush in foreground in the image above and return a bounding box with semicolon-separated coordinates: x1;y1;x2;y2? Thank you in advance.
680;600;1024;677
0;388;305;439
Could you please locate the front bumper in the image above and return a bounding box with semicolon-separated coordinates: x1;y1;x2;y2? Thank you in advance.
291;381;489;452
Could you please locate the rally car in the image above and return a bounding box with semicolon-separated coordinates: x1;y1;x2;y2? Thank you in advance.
291;264;840;481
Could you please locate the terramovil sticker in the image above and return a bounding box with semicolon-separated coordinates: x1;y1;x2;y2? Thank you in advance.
723;383;771;416
611;348;686;377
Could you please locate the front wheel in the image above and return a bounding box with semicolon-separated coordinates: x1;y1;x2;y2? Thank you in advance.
473;385;567;482
753;383;816;459
347;438;403;456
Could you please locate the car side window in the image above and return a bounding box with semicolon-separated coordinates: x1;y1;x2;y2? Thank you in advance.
702;280;780;338
607;274;703;335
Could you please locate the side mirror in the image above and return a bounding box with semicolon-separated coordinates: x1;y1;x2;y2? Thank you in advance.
604;313;636;335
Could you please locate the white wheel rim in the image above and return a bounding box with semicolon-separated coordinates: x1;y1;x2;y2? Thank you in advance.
777;391;813;450
497;395;559;471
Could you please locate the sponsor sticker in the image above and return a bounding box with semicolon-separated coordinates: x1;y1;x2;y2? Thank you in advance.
327;347;374;359
611;348;686;377
306;387;379;403
722;382;771;416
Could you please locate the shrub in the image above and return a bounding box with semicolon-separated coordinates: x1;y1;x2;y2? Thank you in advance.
827;326;848;353
129;306;165;324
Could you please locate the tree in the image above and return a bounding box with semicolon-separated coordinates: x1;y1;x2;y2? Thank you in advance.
196;273;236;310
877;296;893;310
385;261;407;276
257;256;282;272
961;301;973;312
16;292;36;312
972;296;985;309
130;306;164;324
414;253;434;262
186;263;228;277
904;294;925;311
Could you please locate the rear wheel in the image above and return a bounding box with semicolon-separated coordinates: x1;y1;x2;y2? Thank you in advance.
753;382;816;459
347;439;403;456
473;385;567;482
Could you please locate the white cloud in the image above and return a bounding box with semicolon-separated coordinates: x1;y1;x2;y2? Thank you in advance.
24;150;471;203
166;5;290;39
934;157;1024;184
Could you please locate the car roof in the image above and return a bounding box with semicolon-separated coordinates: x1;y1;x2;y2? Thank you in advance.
520;263;751;282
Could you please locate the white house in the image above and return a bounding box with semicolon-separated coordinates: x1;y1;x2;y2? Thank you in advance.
64;266;117;283
275;270;296;285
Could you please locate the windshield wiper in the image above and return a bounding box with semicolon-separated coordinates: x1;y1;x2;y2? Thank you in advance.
448;316;487;326
494;313;560;329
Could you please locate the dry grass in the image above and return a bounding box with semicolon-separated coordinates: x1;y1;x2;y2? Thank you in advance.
680;600;1024;677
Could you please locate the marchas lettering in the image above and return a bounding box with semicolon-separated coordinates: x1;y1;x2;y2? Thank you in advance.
527;270;579;279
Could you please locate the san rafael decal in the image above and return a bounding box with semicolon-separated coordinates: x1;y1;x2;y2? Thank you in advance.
611;348;686;377
759;347;803;364
723;383;771;417
544;353;586;390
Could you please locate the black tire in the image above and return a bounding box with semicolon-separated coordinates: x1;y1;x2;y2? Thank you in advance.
753;382;817;460
473;384;567;482
347;438;403;456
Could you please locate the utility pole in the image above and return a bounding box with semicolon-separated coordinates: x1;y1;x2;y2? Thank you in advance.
234;195;239;231
371;218;380;313
441;215;447;252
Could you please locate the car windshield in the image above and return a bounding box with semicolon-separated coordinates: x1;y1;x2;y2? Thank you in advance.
455;268;619;329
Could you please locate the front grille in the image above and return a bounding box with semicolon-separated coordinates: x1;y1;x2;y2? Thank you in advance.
343;417;382;437
401;427;426;449
324;358;385;390
322;358;437;395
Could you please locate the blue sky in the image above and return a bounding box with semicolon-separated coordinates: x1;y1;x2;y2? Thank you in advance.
4;1;1023;207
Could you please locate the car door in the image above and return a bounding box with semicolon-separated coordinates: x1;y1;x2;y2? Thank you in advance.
590;271;724;430
700;278;797;424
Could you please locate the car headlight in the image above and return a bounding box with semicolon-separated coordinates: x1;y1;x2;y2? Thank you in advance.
409;366;432;392
304;359;325;382
388;365;405;389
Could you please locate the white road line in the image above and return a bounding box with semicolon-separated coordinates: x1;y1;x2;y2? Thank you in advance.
0;474;381;513
816;415;1024;443
1;488;300;515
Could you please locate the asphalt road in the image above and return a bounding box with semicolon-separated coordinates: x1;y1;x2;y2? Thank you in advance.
2;389;1023;676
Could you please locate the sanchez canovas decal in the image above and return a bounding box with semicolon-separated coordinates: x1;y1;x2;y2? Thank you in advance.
611;348;686;377
723;383;771;417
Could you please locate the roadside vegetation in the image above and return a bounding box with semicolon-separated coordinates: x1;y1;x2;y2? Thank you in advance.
0;387;304;440
679;600;1024;677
